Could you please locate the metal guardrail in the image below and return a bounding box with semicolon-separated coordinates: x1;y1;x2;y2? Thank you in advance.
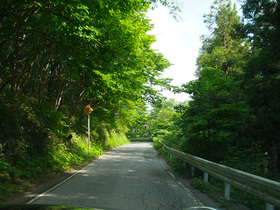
158;140;280;209
129;137;153;142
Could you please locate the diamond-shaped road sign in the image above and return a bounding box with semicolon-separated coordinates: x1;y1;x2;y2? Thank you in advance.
83;105;93;115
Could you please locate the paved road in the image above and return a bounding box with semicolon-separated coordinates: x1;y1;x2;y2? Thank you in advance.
24;142;221;209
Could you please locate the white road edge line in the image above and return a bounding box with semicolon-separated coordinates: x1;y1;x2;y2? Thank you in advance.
168;171;176;180
27;161;94;204
166;167;204;206
177;181;203;206
153;144;204;207
152;146;157;156
153;146;203;207
153;147;168;171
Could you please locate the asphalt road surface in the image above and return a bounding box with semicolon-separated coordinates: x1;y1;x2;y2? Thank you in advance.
12;142;221;210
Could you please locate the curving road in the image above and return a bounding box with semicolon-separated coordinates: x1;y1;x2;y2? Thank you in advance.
22;142;221;209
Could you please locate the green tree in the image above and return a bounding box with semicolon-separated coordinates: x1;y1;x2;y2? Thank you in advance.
197;0;249;75
126;103;150;138
0;0;176;169
0;0;183;202
147;99;181;147
242;0;280;172
180;68;251;161
179;0;252;163
0;0;172;123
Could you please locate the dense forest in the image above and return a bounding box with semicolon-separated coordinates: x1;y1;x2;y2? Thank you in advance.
1;0;280;207
132;1;279;208
154;0;280;176
189;0;280;177
144;0;280;208
137;0;280;179
0;0;178;202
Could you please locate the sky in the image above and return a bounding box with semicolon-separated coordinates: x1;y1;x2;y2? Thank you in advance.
147;0;242;102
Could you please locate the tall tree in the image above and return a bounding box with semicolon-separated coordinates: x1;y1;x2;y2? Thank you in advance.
0;0;176;160
180;68;251;161
179;0;252;163
242;0;280;172
148;99;179;137
197;0;249;75
0;0;172;118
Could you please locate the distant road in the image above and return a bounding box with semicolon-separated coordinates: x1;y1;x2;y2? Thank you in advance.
24;142;220;209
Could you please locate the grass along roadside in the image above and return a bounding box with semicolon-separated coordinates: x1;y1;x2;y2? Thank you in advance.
0;132;130;204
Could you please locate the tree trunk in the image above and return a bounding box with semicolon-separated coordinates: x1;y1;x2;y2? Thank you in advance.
55;82;68;110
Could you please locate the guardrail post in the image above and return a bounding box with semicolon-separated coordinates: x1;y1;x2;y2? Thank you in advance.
157;140;280;209
203;172;208;183
265;203;274;210
225;183;231;201
183;161;187;168
191;166;195;176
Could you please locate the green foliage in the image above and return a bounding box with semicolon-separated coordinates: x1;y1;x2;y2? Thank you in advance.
0;0;172;119
180;67;252;161
152;137;162;150
176;0;280;177
148;99;180;138
153;1;280;209
126;103;150;138
191;178;214;194
0;92;131;203
130;137;153;142
241;0;280;173
198;0;249;75
127;99;183;141
0;159;20;183
0;0;176;202
231;188;264;210
104;130;130;149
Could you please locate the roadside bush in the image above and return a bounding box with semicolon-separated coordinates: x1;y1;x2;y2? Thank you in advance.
191;178;214;194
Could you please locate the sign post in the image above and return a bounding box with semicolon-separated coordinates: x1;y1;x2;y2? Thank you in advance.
83;105;93;155
88;114;90;155
145;125;149;138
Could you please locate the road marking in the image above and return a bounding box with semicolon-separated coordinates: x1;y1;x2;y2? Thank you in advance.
177;181;204;206
168;171;176;180
27;161;94;204
159;159;167;170
152;146;158;156
153;144;204;207
156;150;203;207
166;170;203;206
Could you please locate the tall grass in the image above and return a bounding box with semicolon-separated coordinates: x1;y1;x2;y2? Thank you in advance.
104;130;130;149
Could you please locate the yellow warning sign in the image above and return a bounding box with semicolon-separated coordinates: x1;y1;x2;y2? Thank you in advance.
83;105;93;115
